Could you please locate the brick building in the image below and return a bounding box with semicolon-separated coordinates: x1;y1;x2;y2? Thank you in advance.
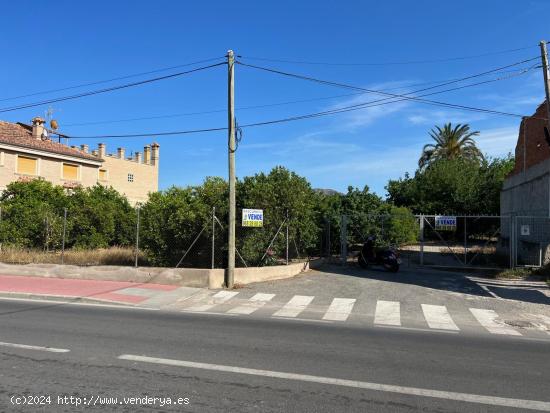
0;118;159;205
501;101;550;216
500;101;550;265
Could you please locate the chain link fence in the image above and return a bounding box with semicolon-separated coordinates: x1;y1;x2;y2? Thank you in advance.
0;206;303;269
323;212;550;270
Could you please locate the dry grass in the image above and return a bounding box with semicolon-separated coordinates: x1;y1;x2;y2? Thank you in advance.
0;246;148;266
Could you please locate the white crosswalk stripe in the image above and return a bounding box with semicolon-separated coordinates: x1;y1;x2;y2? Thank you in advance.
272;295;314;318
322;298;356;321
469;308;522;336
374;300;401;326
421;304;459;331
186;291;239;312
227;293;275;315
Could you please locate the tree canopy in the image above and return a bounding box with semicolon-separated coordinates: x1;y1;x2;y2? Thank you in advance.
419;123;484;169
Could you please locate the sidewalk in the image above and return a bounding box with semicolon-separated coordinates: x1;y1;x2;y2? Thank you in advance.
0;274;194;305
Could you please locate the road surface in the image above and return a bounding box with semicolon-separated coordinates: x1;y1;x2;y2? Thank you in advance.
0;298;549;412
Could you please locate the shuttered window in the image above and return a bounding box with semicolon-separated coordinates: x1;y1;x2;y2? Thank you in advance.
63;163;79;180
17;156;37;175
98;169;108;181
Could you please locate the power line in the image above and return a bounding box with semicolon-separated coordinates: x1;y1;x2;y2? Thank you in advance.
0;62;226;114
57;64;542;140
57;126;228;139
61;62;536;127
239;45;541;66
0;57;225;103
235;61;542;119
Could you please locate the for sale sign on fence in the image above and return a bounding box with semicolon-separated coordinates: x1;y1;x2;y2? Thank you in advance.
435;216;457;231
242;209;263;227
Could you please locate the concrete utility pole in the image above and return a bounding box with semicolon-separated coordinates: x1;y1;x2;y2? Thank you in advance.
226;50;236;289
540;41;550;130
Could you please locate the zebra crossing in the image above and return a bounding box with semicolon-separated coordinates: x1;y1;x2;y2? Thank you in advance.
179;291;546;338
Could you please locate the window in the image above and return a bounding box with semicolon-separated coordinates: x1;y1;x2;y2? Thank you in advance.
63;163;79;180
98;169;108;181
17;156;37;175
128;173;134;182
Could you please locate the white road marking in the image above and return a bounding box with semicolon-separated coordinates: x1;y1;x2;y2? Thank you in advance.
478;284;499;299
271;317;334;324
374;300;401;326
322;298;356;321
227;293;275;315
0;296;159;311
0;341;69;353
272;295;314;318
186;291;239;312
374;325;459;334
421;304;459;331
118;355;550;411
469;308;522;336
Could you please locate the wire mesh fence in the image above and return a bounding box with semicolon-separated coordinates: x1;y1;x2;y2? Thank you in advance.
0;205;304;269
324;212;540;270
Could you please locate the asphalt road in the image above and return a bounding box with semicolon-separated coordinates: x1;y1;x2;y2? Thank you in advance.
0;298;549;412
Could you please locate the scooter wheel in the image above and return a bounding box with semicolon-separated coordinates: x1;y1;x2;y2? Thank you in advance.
384;263;399;272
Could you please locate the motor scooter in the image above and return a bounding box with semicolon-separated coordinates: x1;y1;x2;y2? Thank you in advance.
358;237;401;272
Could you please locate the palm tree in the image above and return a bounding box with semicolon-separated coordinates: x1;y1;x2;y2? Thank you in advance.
419;123;484;169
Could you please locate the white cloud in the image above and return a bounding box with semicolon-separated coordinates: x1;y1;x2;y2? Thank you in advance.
477;126;519;157
407;109;488;126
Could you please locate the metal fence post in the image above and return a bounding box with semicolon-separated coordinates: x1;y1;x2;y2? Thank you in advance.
61;208;67;264
419;215;424;266
463;216;467;266
510;214;516;269
211;207;216;269
340;214;347;266
286;210;289;265
135;206;140;268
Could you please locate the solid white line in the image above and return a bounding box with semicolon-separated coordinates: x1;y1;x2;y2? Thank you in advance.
374;325;459;334
374;300;401;326
227;293;275;315
0;341;69;353
186;291;239;312
181;310;239;316
272;295;314;318
469;308;522;336
0;296;159;311
421;304;459;331
479;284;499;299
118;355;550;411
322;298;356;321
273;317;334;324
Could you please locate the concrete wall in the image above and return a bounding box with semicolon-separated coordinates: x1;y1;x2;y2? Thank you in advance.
501;157;550;217
0;258;323;288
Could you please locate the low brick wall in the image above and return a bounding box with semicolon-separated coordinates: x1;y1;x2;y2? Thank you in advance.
0;258;323;288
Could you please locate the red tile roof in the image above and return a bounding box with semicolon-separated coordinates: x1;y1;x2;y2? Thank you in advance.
0;121;101;162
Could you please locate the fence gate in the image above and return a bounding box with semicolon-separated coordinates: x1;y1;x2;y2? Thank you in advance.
334;213;512;270
412;215;510;269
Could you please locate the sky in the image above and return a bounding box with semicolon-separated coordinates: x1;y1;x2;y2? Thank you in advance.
1;0;549;196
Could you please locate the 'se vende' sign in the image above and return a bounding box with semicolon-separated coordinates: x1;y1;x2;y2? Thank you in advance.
242;209;263;227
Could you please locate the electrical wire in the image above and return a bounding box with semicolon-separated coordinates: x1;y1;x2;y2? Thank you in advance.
0;57;225;103
61;61;537;127
236;61;543;120
57;64;543;139
0;62;226;114
239;44;542;66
